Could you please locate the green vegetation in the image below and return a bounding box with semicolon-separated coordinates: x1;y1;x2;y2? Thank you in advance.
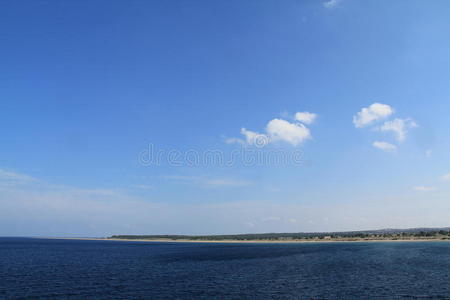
110;228;450;242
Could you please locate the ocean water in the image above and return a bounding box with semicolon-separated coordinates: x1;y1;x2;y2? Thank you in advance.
1;238;450;299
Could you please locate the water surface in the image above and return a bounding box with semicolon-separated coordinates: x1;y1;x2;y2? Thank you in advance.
1;238;450;299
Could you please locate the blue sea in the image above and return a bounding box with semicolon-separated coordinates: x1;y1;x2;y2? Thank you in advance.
1;238;450;299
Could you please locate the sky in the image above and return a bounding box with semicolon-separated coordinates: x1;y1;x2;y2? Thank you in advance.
1;0;450;237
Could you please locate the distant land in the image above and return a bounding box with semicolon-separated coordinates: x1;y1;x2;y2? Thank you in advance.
108;227;450;243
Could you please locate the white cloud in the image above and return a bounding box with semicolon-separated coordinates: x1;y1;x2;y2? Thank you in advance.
262;216;281;222
266;119;311;146
230;112;316;147
353;103;394;128
74;188;122;197
413;186;436;192
425;149;432;157
0;169;36;182
6;168;450;237
240;128;268;146
441;174;450;181
161;175;198;181
379;118;418;142
133;185;154;190
323;0;341;9
203;178;252;188
295;112;317;124
354;103;418;151
3;170;450;236
162;175;251;188
225;137;245;145
373;141;397;152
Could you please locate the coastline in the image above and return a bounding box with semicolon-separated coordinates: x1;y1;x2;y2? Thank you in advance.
38;237;450;244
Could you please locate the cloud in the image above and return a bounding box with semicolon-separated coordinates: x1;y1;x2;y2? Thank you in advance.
262;216;281;222
226;129;269;147
5;168;450;237
203;178;252;188
413;186;436;192
0;168;127;200
161;175;197;181
323;0;341;9
240;128;268;145
132;185;154;190
372;141;397;152
266;118;311;146
295;112;317;124
379;118;418;142
353;103;394;128
3;169;450;236
225;137;245;145
0;169;36;182
354;103;418;152
441;174;450;181
74;188;123;197
261;216;299;224
162;175;251;188
229;112;315;147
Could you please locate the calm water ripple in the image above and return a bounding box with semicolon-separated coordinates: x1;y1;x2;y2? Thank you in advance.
1;238;450;299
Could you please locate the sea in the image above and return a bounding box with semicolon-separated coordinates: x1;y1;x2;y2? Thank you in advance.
1;237;450;299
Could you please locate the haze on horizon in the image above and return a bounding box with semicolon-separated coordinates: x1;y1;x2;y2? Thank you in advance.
1;0;450;237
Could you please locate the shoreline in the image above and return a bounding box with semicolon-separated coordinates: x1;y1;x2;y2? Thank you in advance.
37;237;450;244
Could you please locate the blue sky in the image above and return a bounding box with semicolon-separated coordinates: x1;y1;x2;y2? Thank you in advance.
2;0;450;236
